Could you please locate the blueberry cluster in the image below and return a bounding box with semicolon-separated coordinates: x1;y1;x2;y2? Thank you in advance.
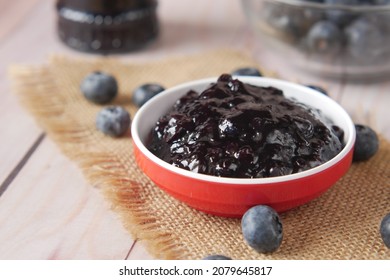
147;74;344;178
80;71;165;137
262;0;390;64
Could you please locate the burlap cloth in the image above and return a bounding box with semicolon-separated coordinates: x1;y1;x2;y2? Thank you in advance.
9;50;390;260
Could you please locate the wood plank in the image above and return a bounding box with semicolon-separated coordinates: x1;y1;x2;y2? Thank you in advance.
1;0;388;261
0;79;43;185
338;80;390;140
0;134;45;196
0;0;87;186
0;138;134;259
0;0;42;42
126;241;154;260
0;0;64;185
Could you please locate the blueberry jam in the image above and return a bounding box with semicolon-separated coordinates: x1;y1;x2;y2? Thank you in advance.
147;74;344;178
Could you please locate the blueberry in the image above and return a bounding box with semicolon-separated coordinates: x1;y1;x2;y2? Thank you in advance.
345;17;387;62
231;67;262;77
96;106;131;137
267;161;293;177
80;71;118;104
305;85;328;96
215;158;239;177
235;146;254;165
305;20;343;56
218;118;239;138
324;0;361;27
262;4;322;41
266;129;296;148
294;117;314;139
217;73;233;82
331;125;344;143
241;205;283;253
132;83;165;107
353;124;379;161
380;213;390;249
202;255;232;260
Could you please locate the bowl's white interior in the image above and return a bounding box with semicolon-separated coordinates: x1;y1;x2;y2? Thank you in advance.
131;77;355;184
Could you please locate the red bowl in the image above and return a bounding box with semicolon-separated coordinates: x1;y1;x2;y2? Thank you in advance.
131;77;356;217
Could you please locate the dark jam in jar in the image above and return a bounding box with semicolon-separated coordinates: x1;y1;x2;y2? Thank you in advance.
56;0;159;54
147;74;344;178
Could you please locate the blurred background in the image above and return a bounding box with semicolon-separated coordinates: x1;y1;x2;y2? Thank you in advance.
0;0;255;64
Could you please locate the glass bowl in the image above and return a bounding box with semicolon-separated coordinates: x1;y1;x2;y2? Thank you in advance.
241;0;390;80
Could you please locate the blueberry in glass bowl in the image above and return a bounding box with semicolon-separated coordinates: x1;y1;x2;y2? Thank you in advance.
131;75;356;217
241;0;390;80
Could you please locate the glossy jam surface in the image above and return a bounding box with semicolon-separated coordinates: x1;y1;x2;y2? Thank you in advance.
147;74;344;178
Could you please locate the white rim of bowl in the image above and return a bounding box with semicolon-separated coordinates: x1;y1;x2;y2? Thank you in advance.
131;76;356;185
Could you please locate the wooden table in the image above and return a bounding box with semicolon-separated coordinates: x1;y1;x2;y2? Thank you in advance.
0;0;389;260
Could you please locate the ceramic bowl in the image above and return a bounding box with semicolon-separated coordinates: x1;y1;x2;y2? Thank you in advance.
131;76;356;217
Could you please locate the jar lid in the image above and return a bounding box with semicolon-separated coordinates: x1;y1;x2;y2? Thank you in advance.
56;0;159;54
56;0;157;14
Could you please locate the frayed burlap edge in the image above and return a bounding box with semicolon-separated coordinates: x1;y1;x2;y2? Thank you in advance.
8;63;188;260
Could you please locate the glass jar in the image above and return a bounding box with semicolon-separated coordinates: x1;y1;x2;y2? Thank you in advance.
56;0;159;54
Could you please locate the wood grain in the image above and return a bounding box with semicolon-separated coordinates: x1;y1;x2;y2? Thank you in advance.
0;138;133;259
0;0;389;260
0;0;42;42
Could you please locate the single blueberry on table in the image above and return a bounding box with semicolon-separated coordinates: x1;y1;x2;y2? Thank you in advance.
353;124;379;162
305;85;329;96
380;213;390;249
305;20;343;56
80;71;118;104
241;205;283;254
202;255;232;260
96;106;131;137
231;67;263;77
132;83;165;108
